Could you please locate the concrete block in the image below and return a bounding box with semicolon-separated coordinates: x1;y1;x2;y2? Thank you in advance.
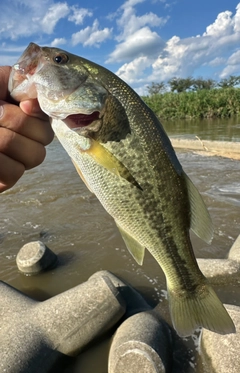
108;311;172;373
197;235;240;285
89;270;151;317
0;272;126;373
228;234;240;262
197;258;240;285
201;304;240;373
16;240;58;274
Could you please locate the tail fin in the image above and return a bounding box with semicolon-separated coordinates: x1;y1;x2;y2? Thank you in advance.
168;283;235;337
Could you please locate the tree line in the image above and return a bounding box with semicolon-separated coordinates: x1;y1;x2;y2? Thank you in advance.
147;75;240;95
142;86;240;119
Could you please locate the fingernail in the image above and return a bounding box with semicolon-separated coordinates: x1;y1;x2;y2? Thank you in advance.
20;99;41;115
19;100;32;115
30;99;42;114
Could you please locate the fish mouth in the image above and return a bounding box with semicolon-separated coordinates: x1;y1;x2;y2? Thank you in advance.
63;111;102;134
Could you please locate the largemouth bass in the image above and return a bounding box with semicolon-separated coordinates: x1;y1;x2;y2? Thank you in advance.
9;42;235;337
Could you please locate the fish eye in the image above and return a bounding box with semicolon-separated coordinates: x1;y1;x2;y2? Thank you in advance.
53;53;69;64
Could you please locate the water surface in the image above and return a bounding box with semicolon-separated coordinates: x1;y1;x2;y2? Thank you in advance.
162;116;240;142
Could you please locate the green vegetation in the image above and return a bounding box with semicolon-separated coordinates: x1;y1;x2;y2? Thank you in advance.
142;76;240;119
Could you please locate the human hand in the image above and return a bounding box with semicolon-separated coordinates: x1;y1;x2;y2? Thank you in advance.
0;66;54;192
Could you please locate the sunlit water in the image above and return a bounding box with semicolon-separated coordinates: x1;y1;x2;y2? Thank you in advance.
163;116;240;142
0;118;240;372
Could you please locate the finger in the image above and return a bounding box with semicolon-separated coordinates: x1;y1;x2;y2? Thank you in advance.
20;99;49;120
0;101;54;146
0;153;25;192
0;66;11;101
0;128;46;170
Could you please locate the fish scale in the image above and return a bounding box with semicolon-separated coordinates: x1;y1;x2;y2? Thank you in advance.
9;42;235;337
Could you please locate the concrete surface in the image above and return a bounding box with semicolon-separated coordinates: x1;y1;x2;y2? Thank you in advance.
197;235;240;285
16;240;58;274
170;138;240;159
201;304;240;373
109;310;172;373
0;272;126;373
90;270;152;317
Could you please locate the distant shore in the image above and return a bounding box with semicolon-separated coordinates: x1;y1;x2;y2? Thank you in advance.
170;137;240;160
142;88;240;119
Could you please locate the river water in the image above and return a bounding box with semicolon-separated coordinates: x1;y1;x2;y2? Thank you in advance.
0;118;240;372
162;116;240;142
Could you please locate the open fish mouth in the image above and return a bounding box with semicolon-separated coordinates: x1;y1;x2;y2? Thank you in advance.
65;111;100;128
63;111;103;135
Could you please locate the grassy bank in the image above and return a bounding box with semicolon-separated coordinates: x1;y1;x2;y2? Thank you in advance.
142;88;240;119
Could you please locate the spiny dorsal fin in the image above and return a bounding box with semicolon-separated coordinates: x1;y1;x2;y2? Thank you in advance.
183;171;213;243
116;223;145;265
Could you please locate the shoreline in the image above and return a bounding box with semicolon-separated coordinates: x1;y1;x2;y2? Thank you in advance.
170;137;240;160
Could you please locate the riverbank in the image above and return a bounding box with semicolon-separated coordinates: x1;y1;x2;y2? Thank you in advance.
142;88;240;119
170;137;240;160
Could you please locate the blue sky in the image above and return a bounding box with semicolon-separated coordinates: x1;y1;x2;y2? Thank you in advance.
1;0;240;94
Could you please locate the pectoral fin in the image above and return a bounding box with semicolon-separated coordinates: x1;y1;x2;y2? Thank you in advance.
116;223;145;265
86;139;142;190
183;172;213;243
71;158;94;193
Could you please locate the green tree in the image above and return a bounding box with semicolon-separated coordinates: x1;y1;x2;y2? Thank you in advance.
192;78;216;91
168;76;194;92
146;82;166;95
217;75;240;88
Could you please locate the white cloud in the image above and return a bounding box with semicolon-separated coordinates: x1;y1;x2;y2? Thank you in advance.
0;1;70;40
50;37;67;47
41;3;70;34
71;19;112;47
0;2;45;40
203;10;233;37
68;6;93;25
220;49;240;78
106;0;167;75
107;27;164;63
116;0;168;42
208;57;226;67
220;64;240;78
114;3;240;89
0;2;95;41
227;49;240;65
115;56;151;83
121;0;146;8
234;3;240;32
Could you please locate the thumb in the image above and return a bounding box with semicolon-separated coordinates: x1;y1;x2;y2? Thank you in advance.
20;99;48;119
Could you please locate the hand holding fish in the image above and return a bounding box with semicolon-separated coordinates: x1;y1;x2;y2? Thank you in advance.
0;66;54;192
